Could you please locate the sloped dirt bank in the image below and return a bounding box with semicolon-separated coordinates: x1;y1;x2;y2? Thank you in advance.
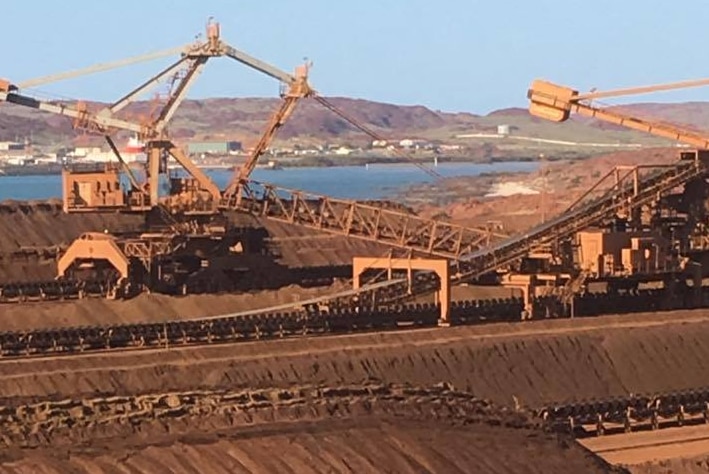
0;384;619;474
1;310;708;409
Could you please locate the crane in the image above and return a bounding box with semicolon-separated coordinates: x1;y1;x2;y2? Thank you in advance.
5;18;438;218
3;20;506;282
0;19;318;215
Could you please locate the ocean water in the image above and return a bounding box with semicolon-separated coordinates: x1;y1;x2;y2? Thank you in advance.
0;162;538;201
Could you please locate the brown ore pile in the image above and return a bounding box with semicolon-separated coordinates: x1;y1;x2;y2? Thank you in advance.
4;309;709;472
4;149;702;472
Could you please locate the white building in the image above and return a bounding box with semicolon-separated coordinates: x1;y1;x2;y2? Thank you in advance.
334;146;352;156
0;141;25;151
399;138;430;149
73;146;103;157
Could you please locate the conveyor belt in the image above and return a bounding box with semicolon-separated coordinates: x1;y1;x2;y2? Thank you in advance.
1;285;709;360
541;387;709;437
457;159;705;280
0;279;109;303
0;298;524;359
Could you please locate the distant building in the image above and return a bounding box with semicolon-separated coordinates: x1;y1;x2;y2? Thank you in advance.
399;138;430;149
35;155;60;164
497;124;511;136
187;140;242;156
334;146;352;156
0;141;25;151
438;144;463;151
74;146;102;157
6;156;30;166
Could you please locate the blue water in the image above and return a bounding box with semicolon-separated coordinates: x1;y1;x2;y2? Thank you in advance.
0;162;538;201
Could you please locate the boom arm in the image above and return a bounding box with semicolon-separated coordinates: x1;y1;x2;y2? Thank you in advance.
224;64;313;195
0;88;144;135
223;45;297;84
528;79;709;149
18;46;185;89
105;56;191;116
153;57;208;135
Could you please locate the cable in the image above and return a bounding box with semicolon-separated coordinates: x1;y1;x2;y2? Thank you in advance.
313;95;443;179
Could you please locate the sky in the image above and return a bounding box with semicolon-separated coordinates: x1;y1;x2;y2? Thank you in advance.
3;0;709;114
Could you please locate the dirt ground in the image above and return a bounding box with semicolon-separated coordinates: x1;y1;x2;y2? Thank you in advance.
4;309;706;473
411;148;680;233
0;399;616;474
2;309;709;408
0;147;702;473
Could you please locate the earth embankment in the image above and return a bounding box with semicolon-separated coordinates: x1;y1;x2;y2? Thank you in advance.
1;310;708;408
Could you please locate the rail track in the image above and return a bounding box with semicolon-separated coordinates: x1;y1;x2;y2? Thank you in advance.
2;285;709;360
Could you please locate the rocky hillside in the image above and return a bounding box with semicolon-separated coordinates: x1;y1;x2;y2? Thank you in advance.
2;95;708;149
0;97;480;147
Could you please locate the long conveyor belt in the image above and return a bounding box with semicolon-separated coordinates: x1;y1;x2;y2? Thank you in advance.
2;285;709;359
541;387;709;437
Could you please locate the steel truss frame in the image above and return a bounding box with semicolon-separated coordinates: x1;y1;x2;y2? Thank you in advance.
221;181;508;258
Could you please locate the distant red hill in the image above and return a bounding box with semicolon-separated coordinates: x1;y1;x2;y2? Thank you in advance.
0;96;480;147
2;96;708;149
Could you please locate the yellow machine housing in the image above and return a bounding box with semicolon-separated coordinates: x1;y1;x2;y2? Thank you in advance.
527;80;578;122
61;164;127;213
576;230;673;278
57;232;130;281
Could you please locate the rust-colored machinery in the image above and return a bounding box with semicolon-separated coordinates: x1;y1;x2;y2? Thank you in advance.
0;19;471;298
54;224;266;297
512;76;709;314
0;20;320;294
2;19;313;216
21;20;709;313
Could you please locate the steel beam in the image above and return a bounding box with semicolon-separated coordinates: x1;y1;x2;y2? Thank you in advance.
154;57;208;135
104;135;140;190
223;45;296;84
18;46;186;89
1;92;143;134
106;56;191;115
222;181;507;258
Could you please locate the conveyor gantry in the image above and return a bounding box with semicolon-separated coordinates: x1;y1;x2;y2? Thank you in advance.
456;155;707;280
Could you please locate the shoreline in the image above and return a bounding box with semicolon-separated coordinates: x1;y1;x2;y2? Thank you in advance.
0;161;539;204
0;155;551;178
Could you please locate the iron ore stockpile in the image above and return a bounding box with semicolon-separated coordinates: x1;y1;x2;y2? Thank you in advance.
7;20;709;474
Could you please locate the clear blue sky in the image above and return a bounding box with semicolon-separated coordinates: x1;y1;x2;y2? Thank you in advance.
3;0;709;113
